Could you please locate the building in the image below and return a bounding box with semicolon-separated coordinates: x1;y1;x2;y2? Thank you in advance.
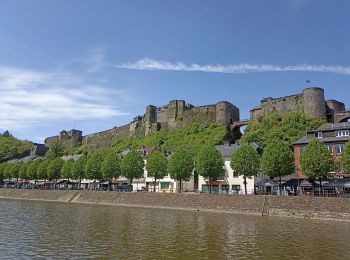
294;122;350;178
250;87;350;123
195;143;257;194
45;100;241;151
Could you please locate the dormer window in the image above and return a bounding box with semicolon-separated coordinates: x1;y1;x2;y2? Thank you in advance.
315;132;323;139
335;130;349;137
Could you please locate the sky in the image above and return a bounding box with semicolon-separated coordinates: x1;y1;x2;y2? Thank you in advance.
0;0;349;142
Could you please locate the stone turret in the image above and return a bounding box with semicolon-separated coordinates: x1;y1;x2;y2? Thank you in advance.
302;87;327;119
145;105;158;136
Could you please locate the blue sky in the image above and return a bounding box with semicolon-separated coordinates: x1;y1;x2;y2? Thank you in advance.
0;0;349;142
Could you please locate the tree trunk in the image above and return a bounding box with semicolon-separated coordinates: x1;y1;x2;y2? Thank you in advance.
244;176;247;195
279;177;282;196
179;180;182;193
319;178;322;197
209;176;212;194
79;177;82;190
153;178;157;192
16;177;19;188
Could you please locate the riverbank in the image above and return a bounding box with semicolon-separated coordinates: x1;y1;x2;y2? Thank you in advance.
0;189;349;221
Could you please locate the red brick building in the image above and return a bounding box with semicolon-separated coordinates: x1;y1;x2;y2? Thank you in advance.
294;122;350;178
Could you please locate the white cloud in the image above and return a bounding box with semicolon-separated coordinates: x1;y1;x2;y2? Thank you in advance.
117;58;350;75
0;66;129;131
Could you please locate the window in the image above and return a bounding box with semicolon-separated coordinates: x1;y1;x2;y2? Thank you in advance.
326;144;334;155
300;145;306;154
232;185;241;191
160;182;169;190
315;132;323;138
336;130;350;137
336;144;345;155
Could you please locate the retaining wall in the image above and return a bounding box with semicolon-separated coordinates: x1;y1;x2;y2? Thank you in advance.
0;189;349;221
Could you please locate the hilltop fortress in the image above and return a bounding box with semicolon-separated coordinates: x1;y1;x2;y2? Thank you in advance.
44;87;350;151
45;100;241;151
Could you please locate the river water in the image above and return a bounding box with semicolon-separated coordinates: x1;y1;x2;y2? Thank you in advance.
0;199;349;259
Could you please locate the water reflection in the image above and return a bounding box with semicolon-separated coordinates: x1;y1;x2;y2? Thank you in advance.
0;199;349;259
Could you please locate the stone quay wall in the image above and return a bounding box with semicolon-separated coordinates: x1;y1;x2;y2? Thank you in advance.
0;189;349;221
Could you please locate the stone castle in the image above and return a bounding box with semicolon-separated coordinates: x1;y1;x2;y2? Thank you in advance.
250;87;350;123
44;87;350;151
45;100;241;151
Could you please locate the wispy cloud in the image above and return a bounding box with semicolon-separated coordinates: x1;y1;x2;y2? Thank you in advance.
117;58;350;75
0;65;129;131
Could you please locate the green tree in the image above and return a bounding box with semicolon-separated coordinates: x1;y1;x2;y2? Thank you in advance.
37;160;50;181
261;139;295;190
168;148;194;193
114;123;227;156
27;159;42;182
47;158;64;187
19;162;29;182
0;163;5;181
146;151;168;192
0;132;32;162
101;150;122;190
4;164;13;181
61;159;74;180
120;150;145;187
196;145;224;193
301;139;334;194
10;162;22;186
241;112;325;148
231;144;260;195
341;142;350;174
85;152;103;189
72;156;86;189
46;141;64;159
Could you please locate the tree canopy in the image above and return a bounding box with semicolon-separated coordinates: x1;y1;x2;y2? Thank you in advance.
241;112;325;148
46;142;64;159
341;142;350;175
146;151;168;192
196;145;224;193
0;132;32;162
231;144;260;195
101;150;122;180
72;156;86;180
300;139;334;184
37;160;50;180
85;152;103;181
47;158;64;181
168;148;194;192
113;123;227;156
120;150;145;185
261;139;294;181
61;159;74;179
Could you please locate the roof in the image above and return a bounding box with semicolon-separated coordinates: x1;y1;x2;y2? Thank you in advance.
324;179;350;188
215;142;260;158
254;179;279;187
294;136;350;145
309;122;350;133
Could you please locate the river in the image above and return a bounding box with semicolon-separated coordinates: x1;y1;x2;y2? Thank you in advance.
0;199;349;259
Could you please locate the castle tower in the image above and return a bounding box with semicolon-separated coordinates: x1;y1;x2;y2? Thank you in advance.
145;105;157;136
302;87;327;119
215;101;240;127
168;100;185;129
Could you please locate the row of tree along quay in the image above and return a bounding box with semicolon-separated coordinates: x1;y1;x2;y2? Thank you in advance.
2;138;348;195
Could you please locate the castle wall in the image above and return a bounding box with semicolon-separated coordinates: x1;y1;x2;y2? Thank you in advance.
44;136;59;148
45;99;241;151
82;124;131;151
250;87;335;121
